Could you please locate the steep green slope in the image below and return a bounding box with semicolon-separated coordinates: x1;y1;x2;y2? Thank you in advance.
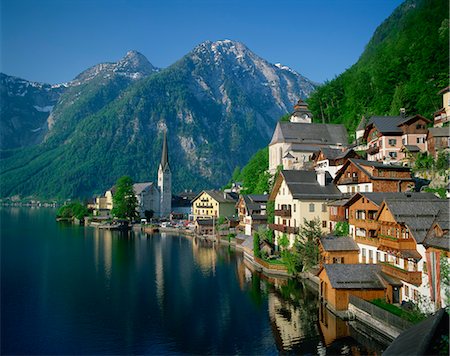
0;40;315;199
307;0;449;131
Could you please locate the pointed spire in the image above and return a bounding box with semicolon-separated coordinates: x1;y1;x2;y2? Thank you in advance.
160;130;169;170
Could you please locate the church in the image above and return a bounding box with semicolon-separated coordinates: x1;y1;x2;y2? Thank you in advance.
94;131;172;218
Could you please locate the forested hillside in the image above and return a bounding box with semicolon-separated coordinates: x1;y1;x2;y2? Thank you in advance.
307;0;449;131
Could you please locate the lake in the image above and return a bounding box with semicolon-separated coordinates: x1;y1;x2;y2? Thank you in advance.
1;207;387;354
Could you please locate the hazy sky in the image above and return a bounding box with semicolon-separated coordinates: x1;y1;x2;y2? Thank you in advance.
1;0;404;84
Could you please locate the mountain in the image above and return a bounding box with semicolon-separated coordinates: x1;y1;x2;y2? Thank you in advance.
0;40;316;199
307;0;449;131
0;50;158;151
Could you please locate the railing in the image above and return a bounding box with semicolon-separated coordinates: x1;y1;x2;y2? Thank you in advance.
286;226;299;234
367;146;380;155
274;209;291;217
378;236;416;250
340;176;359;184
330;215;347;222
380;262;422;286
269;223;287;233
255;257;288;272
355;235;379;247
196;204;213;209
349;295;413;331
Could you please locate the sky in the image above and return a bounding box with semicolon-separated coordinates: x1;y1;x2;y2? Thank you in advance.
0;0;405;84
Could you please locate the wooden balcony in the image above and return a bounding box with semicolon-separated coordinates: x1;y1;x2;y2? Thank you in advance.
378;236;416;251
269;223;287;233
381;262;422;286
355;235;379;247
274;209;291;218
340;176;359;184
268;224;298;234
367;146;380;155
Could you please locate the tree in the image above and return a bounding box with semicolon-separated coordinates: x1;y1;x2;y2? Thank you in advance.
144;210;154;221
253;232;261;258
295;218;322;272
334;221;350;236
56;201;89;220
111;176;138;221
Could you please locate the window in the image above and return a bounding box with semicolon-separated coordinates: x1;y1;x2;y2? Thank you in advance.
362;248;366;257
322;220;327;228
416;124;424;130
416;137;425;144
365;185;369;192
402;137;406;145
376;252;380;262
369;250;373;260
309;203;315;212
405;285;409;298
413;289;419;302
283;188;285;195
389;151;397;158
388;139;397;146
293;204;296;213
322;203;327;212
423;261;427;273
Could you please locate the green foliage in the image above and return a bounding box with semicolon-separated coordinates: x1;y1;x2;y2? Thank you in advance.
266;200;275;224
371;299;427;324
253;232;261;258
56;201;89;220
307;0;449;132
423;187;447;199
440;256;450;310
111;176;138;221
278;233;289;250
295;218;322;272
334;221;350;236
279;113;291;122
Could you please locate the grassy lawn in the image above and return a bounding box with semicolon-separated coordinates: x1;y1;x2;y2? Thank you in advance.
371;299;426;323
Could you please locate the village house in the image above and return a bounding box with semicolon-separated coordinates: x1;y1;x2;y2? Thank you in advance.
318;264;387;311
361;114;430;163
433;86;450;127
269;170;342;247
312;147;360;178
426;127;449;158
318;235;359;268
268;100;348;173
236;194;268;236
327;198;349;233
333;158;415;194
191;190;238;221
345;192;439;265
375;197;448;312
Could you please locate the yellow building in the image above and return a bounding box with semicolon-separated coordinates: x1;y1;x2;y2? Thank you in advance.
191;190;238;221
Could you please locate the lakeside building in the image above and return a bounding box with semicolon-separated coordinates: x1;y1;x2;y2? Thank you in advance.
268;101;348;174
236;194;268;236
318;235;359;268
269;170;342;247
93;131;172;218
191;190;238;221
333;158;415;194
426;127;450;158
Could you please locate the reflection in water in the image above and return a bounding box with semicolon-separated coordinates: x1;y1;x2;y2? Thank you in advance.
154;235;165;310
192;237;217;276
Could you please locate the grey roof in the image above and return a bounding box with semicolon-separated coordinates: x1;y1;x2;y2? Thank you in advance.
402;145;421;152
269;122;348;146
339;159;413;182
281;170;342;200
423;203;450;251
242;194;268;215
383;308;449;356
323;264;385;290
287;144;322;153
427;127;450;138
160;130;170;170
133;182;154;195
354;192;440;207
320;235;359;251
283;152;295;159
383;199;448;244
318;147;354;160
350;158;411;171
367;116;404;134
241;235;253;250
196;218;213;226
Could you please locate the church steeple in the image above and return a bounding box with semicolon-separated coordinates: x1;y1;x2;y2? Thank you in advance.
160;130;170;171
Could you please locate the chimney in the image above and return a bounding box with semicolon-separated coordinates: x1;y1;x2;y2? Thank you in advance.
317;170;326;186
400;108;406;118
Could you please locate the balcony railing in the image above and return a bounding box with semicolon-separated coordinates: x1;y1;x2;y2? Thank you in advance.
355;235;379;247
340;176;359;184
381;262;422;286
274;209;291;218
269;223;287;233
286;226;299;234
196;204;213;209
378;236;416;250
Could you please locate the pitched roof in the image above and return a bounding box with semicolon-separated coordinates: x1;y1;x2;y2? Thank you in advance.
279;170;342;200
345;192;440;208
423;204;450;251
160;130;170;170
193;190;239;204
242;194;268;215
382;308;449;356
402;145;421;153
380;199;448;244
133;182;154;195
323;264;385;289
320;235;359;251
269;122;348;146
366;116;404;134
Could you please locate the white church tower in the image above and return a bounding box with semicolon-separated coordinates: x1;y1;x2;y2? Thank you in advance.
158;130;172;217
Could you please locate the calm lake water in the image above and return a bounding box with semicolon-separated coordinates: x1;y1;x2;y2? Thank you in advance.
1;208;388;355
